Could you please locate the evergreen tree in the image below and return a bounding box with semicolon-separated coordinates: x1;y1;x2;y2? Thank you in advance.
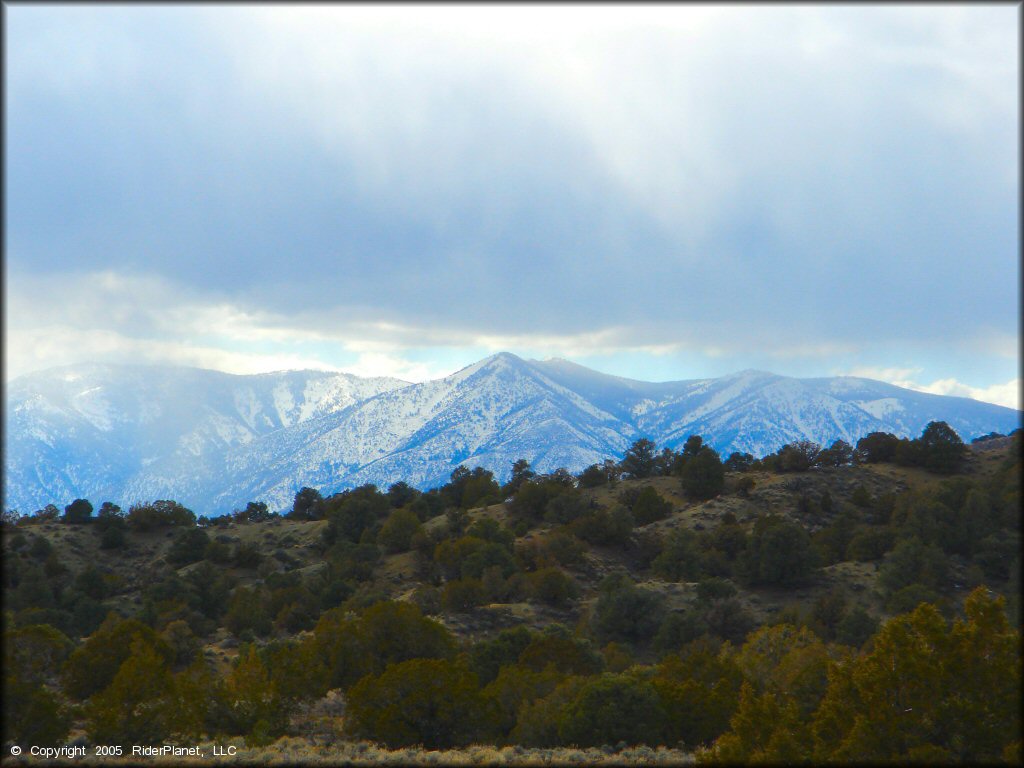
631;486;673;525
167;527;210;566
386;481;418;508
289;486;322;520
680;447;725;500
712;681;809;762
590;574;666;645
652;528;702;581
377;507;423;553
682;434;705;460
775;441;821;472
559;673;666;747
3;623;75;747
62;616;172;701
818;440;854;467
856;431;900;463
620;438;658;479
222;645;286;742
504;459;536;495
724;452;755;472
87;640;175;744
653;641;745;746
346;658;497;749
812;590;1020;762
741;516;815;587
63;498;93;524
917;421;967;475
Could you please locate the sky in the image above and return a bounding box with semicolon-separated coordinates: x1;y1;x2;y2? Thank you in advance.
5;5;1020;409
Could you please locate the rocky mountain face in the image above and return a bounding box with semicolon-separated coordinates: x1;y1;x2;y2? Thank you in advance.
5;354;1020;514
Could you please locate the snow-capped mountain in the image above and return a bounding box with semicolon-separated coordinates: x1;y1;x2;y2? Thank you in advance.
195;352;635;512
4;364;408;514
532;361;1009;458
5;354;1020;515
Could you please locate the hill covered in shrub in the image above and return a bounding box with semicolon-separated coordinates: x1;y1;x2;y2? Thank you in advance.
3;424;1020;762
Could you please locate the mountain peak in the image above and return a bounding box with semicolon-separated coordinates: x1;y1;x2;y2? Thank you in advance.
486;351;525;365
454;351;527;378
7;357;1020;514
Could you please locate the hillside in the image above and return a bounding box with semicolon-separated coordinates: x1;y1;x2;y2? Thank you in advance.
7;439;1016;638
4;432;1020;763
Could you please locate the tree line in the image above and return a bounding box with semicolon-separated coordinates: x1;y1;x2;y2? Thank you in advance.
5;421;988;528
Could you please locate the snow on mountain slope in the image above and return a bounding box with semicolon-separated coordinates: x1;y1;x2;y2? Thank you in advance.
198;353;634;511
4;364;407;513
5;355;1020;515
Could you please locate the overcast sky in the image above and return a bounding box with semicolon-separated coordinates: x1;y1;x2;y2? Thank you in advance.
5;5;1020;408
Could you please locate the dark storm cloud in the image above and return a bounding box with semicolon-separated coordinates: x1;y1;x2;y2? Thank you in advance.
5;6;1018;400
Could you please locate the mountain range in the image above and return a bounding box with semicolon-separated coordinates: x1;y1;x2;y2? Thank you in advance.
5;353;1020;515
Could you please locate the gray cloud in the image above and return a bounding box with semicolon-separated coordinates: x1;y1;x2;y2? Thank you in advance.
6;6;1018;388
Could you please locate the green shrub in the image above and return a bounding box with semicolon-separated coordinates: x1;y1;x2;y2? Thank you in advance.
204;538;231;563
835;606;878;648
846;526;894;562
63;498;93;524
167;527;210;566
509;480;562;522
632;487;673;525
696;577;738;603
99;524;126;550
482;664;565;736
654;610;707;656
377;507;423;553
578;463;611;488
86;640;176;744
356;600;457;676
5;676;71;747
885;583;942;614
461;541;517;580
652;528;703;581
232;541;263;569
681;447;725;500
225;586;272;638
346;658;498;749
442;578;485;613
654;639;745;746
735;475;756;497
220;646;287;741
741;516;815;587
878;537;949;595
518;632;603;676
127;500;196;530
589;575;666;645
559;673;666;747
62;616;172;701
511;677;587;747
851;486;873;508
470;627;536;685
527;567;580;607
544;490;589;525
572;505;635;547
29;534;53;559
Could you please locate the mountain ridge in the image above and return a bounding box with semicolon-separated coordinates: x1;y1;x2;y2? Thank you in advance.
5;354;1020;514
